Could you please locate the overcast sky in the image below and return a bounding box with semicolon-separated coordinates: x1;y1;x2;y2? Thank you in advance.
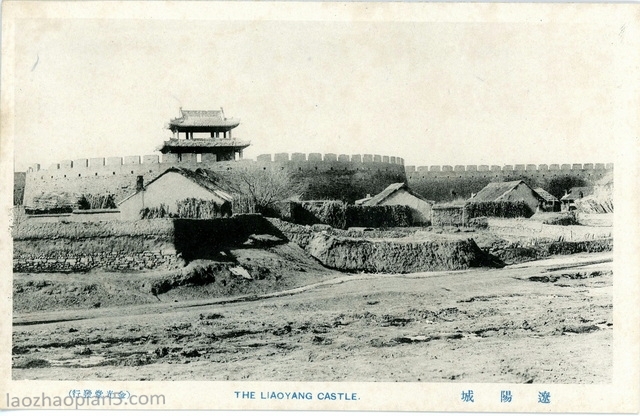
11;12;630;172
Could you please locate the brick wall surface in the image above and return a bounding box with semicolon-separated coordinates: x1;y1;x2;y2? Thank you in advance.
23;153;408;205
21;154;612;206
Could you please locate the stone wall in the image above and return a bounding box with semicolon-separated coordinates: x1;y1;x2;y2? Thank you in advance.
13;248;181;273
24;210;121;223
22;153;406;206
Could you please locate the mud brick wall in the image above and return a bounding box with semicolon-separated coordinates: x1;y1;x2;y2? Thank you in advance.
491;238;613;264
305;233;489;273
431;205;467;227
12;215;283;272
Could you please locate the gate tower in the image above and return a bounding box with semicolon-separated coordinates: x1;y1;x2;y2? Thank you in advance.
159;108;250;163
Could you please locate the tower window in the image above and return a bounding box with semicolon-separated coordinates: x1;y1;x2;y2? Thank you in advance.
196;154;202;163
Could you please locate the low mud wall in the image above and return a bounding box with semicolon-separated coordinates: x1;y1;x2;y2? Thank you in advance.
490;239;613;264
486;218;613;242
267;218;418;252
431;205;466;227
13;215;285;272
13;220;179;273
12;218;175;240
306;233;496;273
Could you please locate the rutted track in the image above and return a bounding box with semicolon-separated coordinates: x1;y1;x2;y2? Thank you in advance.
14;252;611;327
13;252;612;383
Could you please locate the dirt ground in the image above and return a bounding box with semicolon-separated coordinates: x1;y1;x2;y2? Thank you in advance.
13;252;612;383
12;243;338;314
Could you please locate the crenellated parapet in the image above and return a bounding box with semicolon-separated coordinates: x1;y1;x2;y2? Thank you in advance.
31;155;167;173
405;162;613;203
405;162;613;175
245;153;405;175
27;151;406;178
22;152;407;207
251;153;404;165
22;152;611;208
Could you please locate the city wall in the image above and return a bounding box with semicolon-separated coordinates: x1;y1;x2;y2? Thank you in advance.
405;163;613;202
23;153;407;206
22;154;613;207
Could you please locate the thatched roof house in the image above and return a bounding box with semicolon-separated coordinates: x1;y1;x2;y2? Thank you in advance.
356;182;432;224
534;187;560;212
560;186;595;211
118;168;232;220
470;180;542;213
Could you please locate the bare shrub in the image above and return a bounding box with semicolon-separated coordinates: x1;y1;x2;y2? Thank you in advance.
223;168;306;214
77;194;117;210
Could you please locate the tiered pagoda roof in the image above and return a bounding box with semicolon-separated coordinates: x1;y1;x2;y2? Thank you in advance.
158;138;250;154
168;109;240;133
160;108;249;157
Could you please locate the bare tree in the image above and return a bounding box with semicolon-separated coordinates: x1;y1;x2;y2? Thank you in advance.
224;167;306;212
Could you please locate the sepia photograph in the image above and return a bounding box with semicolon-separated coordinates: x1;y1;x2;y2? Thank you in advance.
1;1;638;412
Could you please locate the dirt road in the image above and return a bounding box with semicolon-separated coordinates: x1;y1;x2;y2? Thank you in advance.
13;252;612;382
